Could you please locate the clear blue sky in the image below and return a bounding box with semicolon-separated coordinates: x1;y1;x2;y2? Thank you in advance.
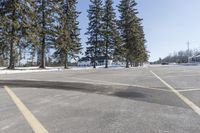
77;0;200;61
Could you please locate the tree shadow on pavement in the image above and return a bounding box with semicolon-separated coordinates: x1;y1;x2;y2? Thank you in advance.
0;80;146;99
0;80;187;108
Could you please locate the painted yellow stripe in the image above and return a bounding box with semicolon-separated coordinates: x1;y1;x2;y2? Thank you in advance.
4;86;48;133
150;71;200;116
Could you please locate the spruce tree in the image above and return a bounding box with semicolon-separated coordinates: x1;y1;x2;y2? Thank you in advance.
0;0;35;69
118;0;147;68
102;0;120;68
135;24;148;65
34;0;55;69
0;22;9;65
0;13;8;59
67;0;82;61
54;0;81;69
54;0;72;69
86;0;104;68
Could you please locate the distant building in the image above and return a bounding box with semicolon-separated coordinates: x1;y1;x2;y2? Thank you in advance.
77;56;113;67
188;53;200;63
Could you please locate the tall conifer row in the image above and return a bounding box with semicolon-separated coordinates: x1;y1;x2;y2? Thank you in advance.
0;0;35;69
86;0;104;68
118;0;147;68
102;0;120;68
54;0;81;69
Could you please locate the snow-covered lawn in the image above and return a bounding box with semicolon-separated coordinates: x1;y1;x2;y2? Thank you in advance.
0;65;125;74
0;64;149;75
0;67;65;75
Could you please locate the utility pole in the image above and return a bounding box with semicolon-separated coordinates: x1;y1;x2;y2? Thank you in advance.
187;41;190;52
187;41;190;63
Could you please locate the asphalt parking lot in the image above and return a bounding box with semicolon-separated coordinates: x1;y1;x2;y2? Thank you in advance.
0;65;200;133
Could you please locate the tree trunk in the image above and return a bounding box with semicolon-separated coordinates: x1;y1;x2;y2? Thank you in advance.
130;62;133;67
126;59;129;68
40;0;46;69
39;42;45;69
105;41;108;68
93;56;96;68
8;5;16;70
8;43;15;69
64;53;68;69
105;21;109;68
94;34;97;69
31;51;34;66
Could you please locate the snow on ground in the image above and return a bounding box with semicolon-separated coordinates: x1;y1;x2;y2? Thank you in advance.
0;67;64;75
0;65;127;75
0;64;152;75
150;63;200;68
70;65;127;70
1;63;199;75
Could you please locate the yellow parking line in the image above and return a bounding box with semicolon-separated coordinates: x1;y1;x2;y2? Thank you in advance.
150;71;200;116
4;86;48;133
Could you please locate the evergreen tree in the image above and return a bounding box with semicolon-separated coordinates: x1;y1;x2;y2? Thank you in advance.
0;0;35;69
0;15;8;60
0;29;9;66
102;0;120;68
34;0;55;69
129;22;148;66
67;0;82;61
135;24;148;65
118;0;147;68
54;0;81;69
54;0;72;69
86;0;104;68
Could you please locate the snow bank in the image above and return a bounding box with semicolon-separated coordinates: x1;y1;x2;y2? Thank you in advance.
0;67;63;75
0;64;148;75
0;65;125;74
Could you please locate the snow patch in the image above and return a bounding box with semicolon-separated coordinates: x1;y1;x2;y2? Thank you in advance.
0;67;63;75
0;64;148;75
0;65;126;74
